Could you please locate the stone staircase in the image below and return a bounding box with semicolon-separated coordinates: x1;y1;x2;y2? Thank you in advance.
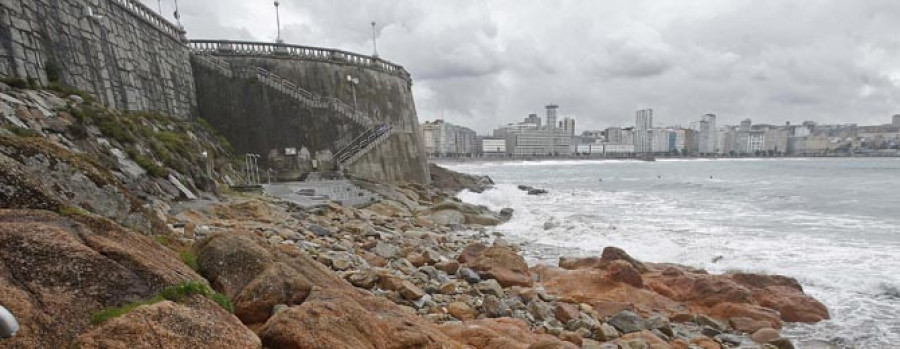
333;123;396;166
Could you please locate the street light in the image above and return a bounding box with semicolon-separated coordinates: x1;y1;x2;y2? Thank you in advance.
371;21;378;58
274;1;283;43
346;74;359;110
173;0;182;29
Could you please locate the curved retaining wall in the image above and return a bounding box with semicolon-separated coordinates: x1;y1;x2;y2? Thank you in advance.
0;0;195;118
191;40;430;185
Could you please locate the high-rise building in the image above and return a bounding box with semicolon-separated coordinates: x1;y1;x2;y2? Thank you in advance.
703;114;717;154
634;109;653;153
420;120;477;156
561;117;576;136
525;113;542;128
893;114;900;126
546;104;559;129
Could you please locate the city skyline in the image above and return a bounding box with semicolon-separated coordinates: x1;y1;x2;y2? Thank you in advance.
141;0;900;133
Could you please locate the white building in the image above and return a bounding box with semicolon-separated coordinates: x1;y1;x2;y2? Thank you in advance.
482;138;506;156
634;109;653;153
420;119;477;156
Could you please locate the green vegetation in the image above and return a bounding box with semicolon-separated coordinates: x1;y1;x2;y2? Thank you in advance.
0;77;31;89
90;281;233;324
179;250;199;272
59;206;90;217
4;125;41;138
44;60;62;83
126;147;168;178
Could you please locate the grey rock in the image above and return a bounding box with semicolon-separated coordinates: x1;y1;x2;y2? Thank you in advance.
608;310;645;334
457;267;481;283
700;325;722;337
475;279;505;297
696;314;728;332
716;333;744;346
598;323;620;340
373;241;400;259
645;315;673;337
308;224;332;237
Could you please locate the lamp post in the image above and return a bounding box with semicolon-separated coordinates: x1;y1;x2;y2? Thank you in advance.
371;21;378;58
346;74;359;110
173;0;182;29
274;1;283;43
157;0;162;14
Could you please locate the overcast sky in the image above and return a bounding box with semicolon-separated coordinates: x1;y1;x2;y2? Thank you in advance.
147;0;900;133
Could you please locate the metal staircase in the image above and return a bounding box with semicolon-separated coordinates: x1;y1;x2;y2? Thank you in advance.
191;53;375;128
191;52;398;167
333;124;395;166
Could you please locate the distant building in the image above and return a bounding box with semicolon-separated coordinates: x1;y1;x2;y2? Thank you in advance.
524;113;542;128
894;114;900;126
561;117;576;136
650;128;671;153
603;144;636;154
420;119;477;157
635;109;653;153
673;129;698;154
482;138;506;156
546;104;559;130
507;127;572;156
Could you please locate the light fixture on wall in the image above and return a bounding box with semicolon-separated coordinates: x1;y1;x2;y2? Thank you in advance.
346;74;360;110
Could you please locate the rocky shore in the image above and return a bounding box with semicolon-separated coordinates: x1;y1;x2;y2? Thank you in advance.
0;85;829;348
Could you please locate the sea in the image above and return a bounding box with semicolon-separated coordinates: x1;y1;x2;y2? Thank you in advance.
442;158;900;349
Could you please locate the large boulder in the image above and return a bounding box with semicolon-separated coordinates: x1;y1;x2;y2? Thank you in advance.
467;246;534;287
0;209;201;348
72;296;260;348
429;163;494;194
194;233;342;325
752;286;829;323
259;287;459;349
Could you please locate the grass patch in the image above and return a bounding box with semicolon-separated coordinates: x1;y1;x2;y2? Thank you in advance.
90;295;165;324
59;206;90;217
0;77;31;89
126;147;168;178
4;125;41;138
90;281;234;324
179;250;199;272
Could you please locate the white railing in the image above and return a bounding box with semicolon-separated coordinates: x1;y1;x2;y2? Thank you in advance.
188;40;410;80
334;124;395;165
109;0;185;40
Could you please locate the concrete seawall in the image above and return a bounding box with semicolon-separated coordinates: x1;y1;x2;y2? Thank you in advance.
192;42;430;185
0;0;195;118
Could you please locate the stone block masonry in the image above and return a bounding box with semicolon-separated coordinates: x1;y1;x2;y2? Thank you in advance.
0;0;195;118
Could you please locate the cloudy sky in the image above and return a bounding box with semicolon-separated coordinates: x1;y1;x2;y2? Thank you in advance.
147;0;900;133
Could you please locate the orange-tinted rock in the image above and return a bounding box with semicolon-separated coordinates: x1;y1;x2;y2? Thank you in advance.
73;296;260;348
558;256;604;270
753;286;830;323
600;246;648;272
606;260;644;288
467;246;533;287
441;318;577;349
708;302;782;329
729;316;774;334
260;287;460;349
554;303;580;323
448;302;477;321
751;328;782;343
458;243;488;264
690;336;722;349
0;210;201;348
651;272;753;307
534;265;688;316
435;260;461;274
613;330;671;348
558;331;583;346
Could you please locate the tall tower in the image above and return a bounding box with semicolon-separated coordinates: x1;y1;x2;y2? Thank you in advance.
635;109;653;153
546;104;559;129
562;117;576;136
893;114;900;126
703;114;717;154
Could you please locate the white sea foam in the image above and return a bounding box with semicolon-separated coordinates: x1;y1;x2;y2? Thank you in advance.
451;159;900;348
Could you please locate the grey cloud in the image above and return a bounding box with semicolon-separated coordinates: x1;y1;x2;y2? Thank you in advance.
141;0;900;132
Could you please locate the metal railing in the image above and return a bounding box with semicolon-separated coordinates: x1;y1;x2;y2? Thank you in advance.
110;0;186;40
188;40;410;80
334;124;394;165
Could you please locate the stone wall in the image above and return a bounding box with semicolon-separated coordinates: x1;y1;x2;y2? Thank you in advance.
0;0;195;118
192;43;430;185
